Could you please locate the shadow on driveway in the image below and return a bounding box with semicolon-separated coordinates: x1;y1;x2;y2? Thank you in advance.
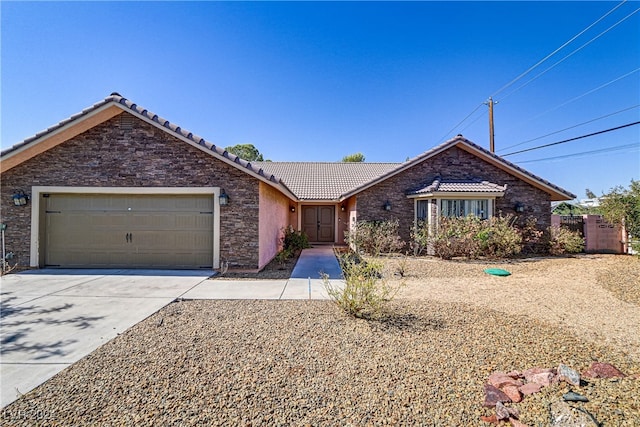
1;293;104;359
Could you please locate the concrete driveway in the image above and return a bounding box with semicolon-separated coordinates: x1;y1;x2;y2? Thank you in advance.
1;266;340;408
0;269;210;408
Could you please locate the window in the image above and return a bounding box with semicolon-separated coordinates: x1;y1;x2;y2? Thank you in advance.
416;200;429;221
440;199;488;219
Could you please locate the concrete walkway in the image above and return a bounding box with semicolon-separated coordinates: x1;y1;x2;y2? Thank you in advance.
1;247;344;408
290;246;343;279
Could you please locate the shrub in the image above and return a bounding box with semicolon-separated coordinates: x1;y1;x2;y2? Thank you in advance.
480;215;522;258
410;220;430;256
281;225;310;252
518;216;545;254
345;219;404;256
427;214;522;260
275;248;293;265
324;253;402;319
548;225;585;255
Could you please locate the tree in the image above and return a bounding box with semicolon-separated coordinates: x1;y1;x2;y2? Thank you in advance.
341;152;365;162
599;180;640;252
225;144;264;161
585;188;597;199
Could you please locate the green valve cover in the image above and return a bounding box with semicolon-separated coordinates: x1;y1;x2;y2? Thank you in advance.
484;268;511;276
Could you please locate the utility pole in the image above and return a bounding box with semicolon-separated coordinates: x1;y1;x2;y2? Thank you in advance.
485;97;497;153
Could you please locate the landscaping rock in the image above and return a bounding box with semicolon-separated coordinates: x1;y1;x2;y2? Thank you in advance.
582;361;626;379
519;382;543;395
480;414;498;424
549;401;599;426
483;384;511;407
563;391;588;402
506;370;522;379
501;385;522;403
509;418;530;427
523;367;556;386
489;372;523;388
558;364;580;386
495;401;511;420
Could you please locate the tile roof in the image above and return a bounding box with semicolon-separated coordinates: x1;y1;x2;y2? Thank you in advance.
341;135;576;201
1;93;290;192
408;176;507;196
2;94;575;202
253;162;400;200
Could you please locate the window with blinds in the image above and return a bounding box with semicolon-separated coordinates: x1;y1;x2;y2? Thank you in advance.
440;199;488;219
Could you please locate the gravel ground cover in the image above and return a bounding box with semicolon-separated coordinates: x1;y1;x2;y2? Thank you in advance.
1;254;638;426
388;254;640;362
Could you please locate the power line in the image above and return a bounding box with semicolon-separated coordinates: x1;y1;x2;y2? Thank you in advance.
498;6;640;102
437;102;484;143
502;121;640;156
498;104;640;152
491;1;628;99
458;109;487;134
499;68;640;136
516;142;639;164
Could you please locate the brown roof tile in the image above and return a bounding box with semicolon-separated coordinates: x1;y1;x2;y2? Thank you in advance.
254;162;400;200
408;176;507;195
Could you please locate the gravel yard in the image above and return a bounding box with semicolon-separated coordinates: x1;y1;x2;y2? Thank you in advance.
1;255;638;426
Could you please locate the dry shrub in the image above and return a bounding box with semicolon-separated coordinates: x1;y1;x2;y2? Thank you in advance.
345;219;404;256
324;252;403;320
548;225;585;255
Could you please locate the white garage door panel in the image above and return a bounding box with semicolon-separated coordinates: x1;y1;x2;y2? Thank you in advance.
44;194;214;269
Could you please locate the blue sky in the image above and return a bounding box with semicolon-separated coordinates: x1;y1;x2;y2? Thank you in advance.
2;1;639;199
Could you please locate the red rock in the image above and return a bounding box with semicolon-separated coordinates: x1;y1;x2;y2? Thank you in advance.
509;418;530;427
523;368;555;386
480;414;498;424
582;362;626;379
507;370;522;379
519;382;544;395
483;383;512;407
489;372;523;388
502;385;522;403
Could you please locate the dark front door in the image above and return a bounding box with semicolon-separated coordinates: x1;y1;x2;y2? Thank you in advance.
302;206;335;243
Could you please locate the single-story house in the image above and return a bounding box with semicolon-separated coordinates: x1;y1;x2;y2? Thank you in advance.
0;93;575;270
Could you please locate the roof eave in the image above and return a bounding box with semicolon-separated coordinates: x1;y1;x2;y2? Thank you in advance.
454;142;576;201
407;191;506;199
1;94;298;201
1;102;123;173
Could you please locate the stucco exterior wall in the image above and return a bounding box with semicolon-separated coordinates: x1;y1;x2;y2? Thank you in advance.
0;112;263;269
338;197;356;244
356;146;552;245
258;182;292;269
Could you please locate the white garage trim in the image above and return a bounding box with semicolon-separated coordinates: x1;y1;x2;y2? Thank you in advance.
30;186;220;269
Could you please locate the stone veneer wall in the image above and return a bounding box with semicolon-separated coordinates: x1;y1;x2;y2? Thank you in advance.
0;112;263;269
355;146;552;246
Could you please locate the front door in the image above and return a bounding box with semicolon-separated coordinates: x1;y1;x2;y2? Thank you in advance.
302;206;335;243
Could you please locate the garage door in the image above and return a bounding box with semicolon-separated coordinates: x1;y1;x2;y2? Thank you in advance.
44;194;214;268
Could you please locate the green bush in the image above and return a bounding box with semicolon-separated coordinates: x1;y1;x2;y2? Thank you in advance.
345;219;404;256
324;253;402;319
282;225;310;252
548;225;585;255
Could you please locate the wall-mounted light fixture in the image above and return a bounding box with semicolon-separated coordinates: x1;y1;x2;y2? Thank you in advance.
12;190;29;206
514;202;525;213
219;189;229;206
383;201;392;211
340;204;346;212
290;206;296;213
